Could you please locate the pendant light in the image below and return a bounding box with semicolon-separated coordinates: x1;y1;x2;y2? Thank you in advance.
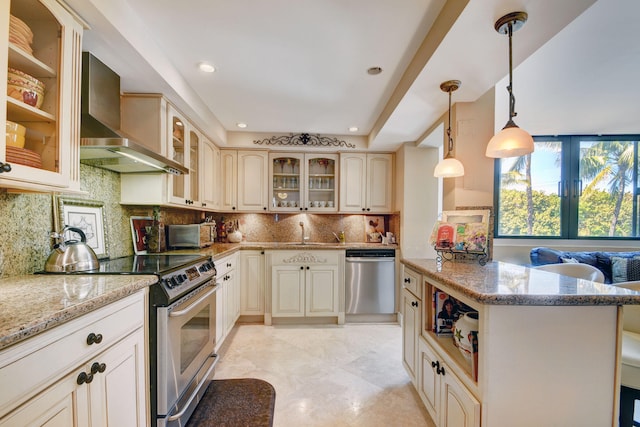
434;80;464;178
486;11;534;158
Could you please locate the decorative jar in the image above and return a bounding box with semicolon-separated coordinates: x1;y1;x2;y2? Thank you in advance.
453;311;479;361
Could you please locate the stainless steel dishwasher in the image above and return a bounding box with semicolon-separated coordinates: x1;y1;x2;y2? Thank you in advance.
345;249;396;314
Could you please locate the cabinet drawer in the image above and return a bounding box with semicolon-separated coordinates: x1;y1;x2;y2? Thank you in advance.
0;291;145;415
402;266;422;299
268;250;342;266
216;253;237;277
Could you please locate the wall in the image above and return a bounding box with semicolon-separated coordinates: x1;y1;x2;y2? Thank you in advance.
0;165;197;278
395;143;439;258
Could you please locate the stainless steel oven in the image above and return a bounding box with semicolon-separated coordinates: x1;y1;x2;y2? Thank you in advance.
156;279;218;426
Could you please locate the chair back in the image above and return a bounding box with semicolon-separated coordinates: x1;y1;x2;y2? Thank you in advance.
533;263;605;283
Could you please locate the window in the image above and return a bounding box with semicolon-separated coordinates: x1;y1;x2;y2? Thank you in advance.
494;135;640;239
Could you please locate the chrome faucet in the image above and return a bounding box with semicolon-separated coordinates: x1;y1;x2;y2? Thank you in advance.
299;222;305;244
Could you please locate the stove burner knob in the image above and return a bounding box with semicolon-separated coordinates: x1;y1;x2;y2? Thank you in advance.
168;277;179;288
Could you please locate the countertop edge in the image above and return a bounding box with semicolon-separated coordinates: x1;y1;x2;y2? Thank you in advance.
0;275;156;352
401;258;640;306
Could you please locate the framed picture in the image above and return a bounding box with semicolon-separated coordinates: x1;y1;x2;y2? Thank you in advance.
441;209;490;252
364;215;386;243
130;216;153;255
55;196;109;259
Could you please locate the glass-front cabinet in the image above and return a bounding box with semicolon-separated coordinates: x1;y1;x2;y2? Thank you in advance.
0;0;83;192
269;153;337;212
167;106;200;206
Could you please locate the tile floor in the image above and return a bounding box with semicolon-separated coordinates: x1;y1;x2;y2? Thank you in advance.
214;323;435;427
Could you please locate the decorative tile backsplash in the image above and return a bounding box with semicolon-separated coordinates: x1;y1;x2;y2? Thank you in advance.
0;164;398;277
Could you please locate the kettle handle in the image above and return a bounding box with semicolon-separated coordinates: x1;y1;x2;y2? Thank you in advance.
62;226;87;243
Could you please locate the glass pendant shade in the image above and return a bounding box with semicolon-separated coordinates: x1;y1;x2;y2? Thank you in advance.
487;11;533;159
434;156;464;178
486;122;534;158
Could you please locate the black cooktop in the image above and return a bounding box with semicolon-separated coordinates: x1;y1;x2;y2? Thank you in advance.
39;254;208;276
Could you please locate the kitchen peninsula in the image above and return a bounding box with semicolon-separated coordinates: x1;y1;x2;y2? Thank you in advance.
401;258;640;427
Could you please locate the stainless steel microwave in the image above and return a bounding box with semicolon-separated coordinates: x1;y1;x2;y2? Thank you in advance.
167;224;216;248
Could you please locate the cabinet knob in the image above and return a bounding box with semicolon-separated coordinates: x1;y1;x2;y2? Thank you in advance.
263;207;267;210
227;263;232;267
304;207;308;211
0;162;11;173
306;266;310;270
91;362;107;374
232;206;236;210
300;266;304;270
366;208;371;211
437;365;446;376
362;208;366;212
404;278;411;283
431;361;438;369
300;207;303;211
86;333;103;345
76;371;94;385
411;301;418;307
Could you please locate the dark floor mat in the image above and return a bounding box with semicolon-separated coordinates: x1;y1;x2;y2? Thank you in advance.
186;378;276;427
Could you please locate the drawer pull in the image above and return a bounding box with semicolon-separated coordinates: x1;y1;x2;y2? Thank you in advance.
91;362;107;374
411;301;418;307
76;371;94;385
431;360;439;369
86;333;103;345
404;277;411;283
437;365;446;376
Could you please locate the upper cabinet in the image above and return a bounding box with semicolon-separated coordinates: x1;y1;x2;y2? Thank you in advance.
200;137;219;210
269;153;338;212
0;0;83;192
220;150;269;212
120;94;206;210
339;153;393;213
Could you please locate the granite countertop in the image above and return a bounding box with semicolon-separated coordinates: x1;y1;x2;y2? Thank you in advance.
174;242;398;260
402;258;640;306
0;274;157;351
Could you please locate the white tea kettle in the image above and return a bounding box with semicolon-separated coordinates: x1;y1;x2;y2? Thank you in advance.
44;226;100;272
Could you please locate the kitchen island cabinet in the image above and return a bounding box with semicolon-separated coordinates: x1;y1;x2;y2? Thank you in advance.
215;252;239;352
1;0;83;193
401;258;640;427
0;288;149;426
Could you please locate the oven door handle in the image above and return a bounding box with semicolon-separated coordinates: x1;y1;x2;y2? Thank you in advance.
169;283;217;318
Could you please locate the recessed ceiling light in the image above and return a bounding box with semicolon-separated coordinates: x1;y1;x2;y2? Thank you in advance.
367;67;382;75
348;126;359;132
198;62;216;73
236;122;248;129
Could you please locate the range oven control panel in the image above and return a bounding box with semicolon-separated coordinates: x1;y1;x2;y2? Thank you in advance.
160;259;216;299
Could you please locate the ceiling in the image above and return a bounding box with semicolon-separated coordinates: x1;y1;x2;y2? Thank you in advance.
63;0;638;151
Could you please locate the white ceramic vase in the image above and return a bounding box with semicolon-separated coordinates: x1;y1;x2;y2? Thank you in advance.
227;230;243;243
453;311;479;360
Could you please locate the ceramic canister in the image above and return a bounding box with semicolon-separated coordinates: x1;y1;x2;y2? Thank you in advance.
453;311;479;361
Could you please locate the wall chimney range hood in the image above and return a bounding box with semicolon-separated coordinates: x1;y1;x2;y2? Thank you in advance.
80;52;187;175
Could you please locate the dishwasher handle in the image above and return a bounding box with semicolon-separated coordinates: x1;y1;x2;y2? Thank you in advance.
345;257;395;263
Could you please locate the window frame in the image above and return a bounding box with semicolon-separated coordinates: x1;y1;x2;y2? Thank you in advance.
493;134;640;241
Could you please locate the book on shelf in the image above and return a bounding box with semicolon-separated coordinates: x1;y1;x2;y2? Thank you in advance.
433;290;475;336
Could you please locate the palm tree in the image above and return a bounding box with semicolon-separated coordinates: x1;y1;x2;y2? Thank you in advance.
505;154;534;235
580;141;634;236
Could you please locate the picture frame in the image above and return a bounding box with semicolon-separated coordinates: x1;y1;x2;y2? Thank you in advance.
364;215;386;243
55;196;109;259
130;216;153;255
441;209;490;253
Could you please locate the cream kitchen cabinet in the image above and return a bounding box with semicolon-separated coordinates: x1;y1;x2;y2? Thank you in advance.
269;153;338;212
418;336;480;427
339;153;393;213
0;290;147;427
265;250;344;325
240;250;265;318
220;150;269;212
121;98;207;209
201;137;220;210
0;0;83;193
215;252;239;352
402;265;423;386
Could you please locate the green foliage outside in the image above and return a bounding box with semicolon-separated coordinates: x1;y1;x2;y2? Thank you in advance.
498;188;634;237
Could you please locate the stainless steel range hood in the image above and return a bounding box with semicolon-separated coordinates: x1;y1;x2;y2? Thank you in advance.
80;52;187;175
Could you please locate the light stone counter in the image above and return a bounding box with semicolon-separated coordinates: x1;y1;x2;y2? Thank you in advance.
0;274;157;351
402;258;640;305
